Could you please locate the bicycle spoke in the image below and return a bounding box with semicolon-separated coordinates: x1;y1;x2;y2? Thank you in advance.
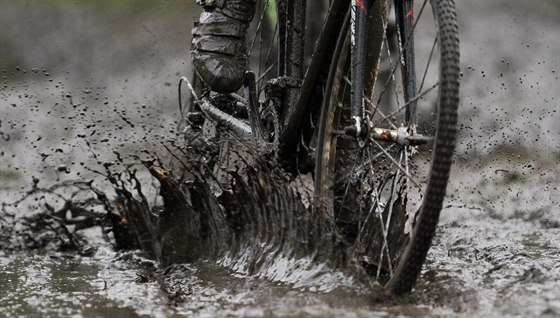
375;152;404;279
403;146;415;239
418;36;438;93
249;1;271;56
376;0;429;106
257;61;278;85
374;165;395;279
365;95;398;130
367;195;392;280
355;148;399;279
384;150;403;237
383;33;402;112
380;81;439;125
379;150;407;277
257;21;279;92
370;139;422;190
344;75;399;129
339;144;396;181
340;147;366;213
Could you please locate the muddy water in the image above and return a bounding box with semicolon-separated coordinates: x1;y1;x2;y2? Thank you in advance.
1;0;559;317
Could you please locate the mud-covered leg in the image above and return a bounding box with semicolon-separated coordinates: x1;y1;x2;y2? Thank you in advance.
191;0;257;93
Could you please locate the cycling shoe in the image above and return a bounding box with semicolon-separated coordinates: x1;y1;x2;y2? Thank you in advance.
191;0;256;93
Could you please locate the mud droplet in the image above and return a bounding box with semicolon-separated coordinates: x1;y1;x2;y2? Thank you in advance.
57;165;70;173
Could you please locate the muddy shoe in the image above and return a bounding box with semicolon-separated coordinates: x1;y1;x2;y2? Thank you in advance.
191;0;256;94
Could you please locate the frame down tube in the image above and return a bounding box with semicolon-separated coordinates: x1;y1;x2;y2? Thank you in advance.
278;0;349;168
278;0;306;124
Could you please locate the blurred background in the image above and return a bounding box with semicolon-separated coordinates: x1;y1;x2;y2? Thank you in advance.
1;0;197;193
1;0;559;317
1;0;558;187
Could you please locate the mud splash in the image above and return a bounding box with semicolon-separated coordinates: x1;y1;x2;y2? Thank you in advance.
0;124;374;295
105;130;372;292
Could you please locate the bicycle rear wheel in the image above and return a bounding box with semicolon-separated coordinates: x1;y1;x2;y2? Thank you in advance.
314;0;459;294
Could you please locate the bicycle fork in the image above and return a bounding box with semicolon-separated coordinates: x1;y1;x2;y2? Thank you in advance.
347;0;370;138
347;0;425;147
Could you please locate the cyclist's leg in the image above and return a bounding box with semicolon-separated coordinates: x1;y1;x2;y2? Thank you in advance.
191;0;257;94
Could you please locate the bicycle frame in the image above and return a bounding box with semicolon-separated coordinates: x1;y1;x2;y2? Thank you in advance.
184;0;421;171
277;0;349;164
180;0;459;295
277;0;395;164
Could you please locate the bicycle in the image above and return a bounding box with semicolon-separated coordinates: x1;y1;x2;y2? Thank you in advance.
180;0;459;295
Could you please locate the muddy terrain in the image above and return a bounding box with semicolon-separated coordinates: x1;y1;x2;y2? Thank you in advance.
1;0;559;317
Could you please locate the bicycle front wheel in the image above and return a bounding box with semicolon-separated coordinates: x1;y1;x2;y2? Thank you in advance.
314;0;460;294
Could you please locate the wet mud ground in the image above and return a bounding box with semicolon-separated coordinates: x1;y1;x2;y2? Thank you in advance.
1;0;559;317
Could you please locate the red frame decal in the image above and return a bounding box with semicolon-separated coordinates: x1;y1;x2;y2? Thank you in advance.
356;0;367;12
